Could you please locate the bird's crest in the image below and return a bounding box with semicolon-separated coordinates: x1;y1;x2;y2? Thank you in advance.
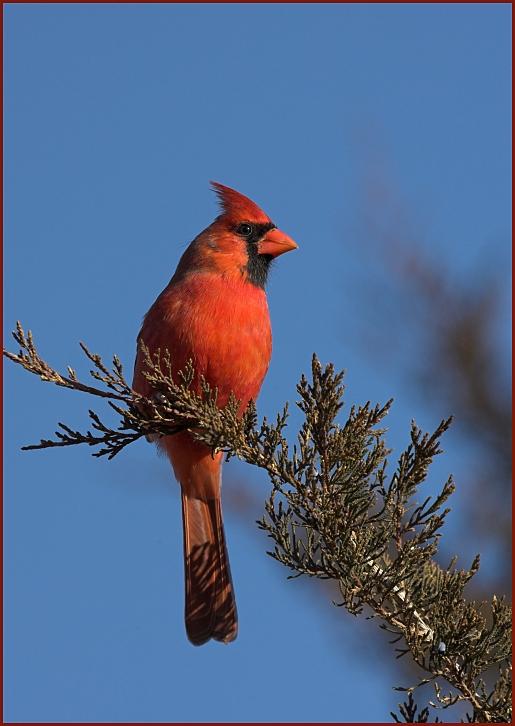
210;181;271;224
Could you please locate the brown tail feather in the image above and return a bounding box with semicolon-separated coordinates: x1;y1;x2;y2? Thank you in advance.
181;493;238;645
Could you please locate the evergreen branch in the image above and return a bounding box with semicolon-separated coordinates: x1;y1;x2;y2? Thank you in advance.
4;322;131;401
391;691;440;722
4;323;511;722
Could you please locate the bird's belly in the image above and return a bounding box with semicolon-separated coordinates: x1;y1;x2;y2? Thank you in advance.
205;324;271;408
187;292;272;408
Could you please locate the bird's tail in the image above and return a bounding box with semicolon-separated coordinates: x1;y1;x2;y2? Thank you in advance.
181;492;238;645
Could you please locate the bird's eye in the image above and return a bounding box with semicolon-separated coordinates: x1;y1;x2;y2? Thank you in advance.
236;223;254;238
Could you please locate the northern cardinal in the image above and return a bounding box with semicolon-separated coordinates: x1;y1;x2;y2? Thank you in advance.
132;183;297;645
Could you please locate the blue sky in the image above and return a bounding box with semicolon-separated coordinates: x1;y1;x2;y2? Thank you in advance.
4;4;511;722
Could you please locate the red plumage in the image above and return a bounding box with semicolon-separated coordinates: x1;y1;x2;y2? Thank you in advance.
210;181;272;225
133;182;297;645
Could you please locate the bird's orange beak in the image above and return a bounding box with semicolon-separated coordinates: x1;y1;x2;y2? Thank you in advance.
258;227;298;258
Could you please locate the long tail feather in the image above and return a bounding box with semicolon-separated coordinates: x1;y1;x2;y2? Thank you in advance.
181;493;238;645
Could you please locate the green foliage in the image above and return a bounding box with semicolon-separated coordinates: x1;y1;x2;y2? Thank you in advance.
4;323;512;723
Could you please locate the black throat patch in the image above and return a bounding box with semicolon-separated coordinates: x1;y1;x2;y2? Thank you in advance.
239;222;275;289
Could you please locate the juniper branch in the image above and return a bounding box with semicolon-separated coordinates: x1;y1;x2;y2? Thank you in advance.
4;323;511;722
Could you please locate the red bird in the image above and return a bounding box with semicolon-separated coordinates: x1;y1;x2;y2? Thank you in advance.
132;183;297;645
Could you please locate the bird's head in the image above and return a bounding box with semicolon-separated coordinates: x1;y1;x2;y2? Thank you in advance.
175;182;298;289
